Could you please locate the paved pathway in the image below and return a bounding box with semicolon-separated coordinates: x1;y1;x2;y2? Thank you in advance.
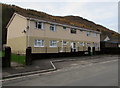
2;60;53;78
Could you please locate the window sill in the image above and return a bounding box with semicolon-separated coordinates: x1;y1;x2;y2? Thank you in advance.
34;46;44;48
50;30;56;32
35;28;44;30
63;44;67;46
71;33;76;34
49;46;57;48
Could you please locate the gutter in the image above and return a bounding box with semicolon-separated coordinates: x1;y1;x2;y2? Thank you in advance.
26;17;101;34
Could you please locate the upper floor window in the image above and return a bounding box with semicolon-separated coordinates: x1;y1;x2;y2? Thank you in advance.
35;22;44;29
80;30;83;32
86;32;90;36
50;24;56;32
50;40;57;47
93;33;97;37
71;29;76;34
63;26;67;30
79;30;83;34
34;40;44;47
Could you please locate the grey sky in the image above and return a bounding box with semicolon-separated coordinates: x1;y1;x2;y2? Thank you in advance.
1;0;119;32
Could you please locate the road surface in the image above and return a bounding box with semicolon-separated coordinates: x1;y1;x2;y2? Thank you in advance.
3;56;118;86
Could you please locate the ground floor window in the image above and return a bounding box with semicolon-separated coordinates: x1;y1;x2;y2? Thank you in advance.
34;40;44;47
94;43;98;47
80;42;84;46
62;41;67;46
87;43;91;47
50;40;57;47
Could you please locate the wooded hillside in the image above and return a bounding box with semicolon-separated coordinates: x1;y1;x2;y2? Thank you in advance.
1;3;119;45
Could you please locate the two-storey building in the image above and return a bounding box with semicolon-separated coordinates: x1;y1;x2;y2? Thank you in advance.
6;12;101;54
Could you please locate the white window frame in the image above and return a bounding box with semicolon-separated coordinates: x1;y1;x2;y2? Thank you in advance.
71;28;77;34
35;22;44;29
49;40;57;47
50;24;56;32
34;40;44;47
94;43;98;47
93;32;97;37
62;41;67;45
63;26;67;30
86;32;90;36
87;43;91;47
80;42;84;46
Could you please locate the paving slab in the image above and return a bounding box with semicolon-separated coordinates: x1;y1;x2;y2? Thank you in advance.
2;59;53;78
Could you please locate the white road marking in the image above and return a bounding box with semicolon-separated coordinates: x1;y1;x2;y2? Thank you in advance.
50;61;56;70
52;59;118;72
71;64;78;66
98;60;117;64
2;59;118;82
2;61;56;82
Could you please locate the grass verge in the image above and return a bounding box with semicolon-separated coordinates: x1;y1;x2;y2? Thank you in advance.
11;53;26;65
0;51;5;57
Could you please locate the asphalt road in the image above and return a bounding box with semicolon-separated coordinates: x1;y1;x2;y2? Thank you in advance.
3;57;118;86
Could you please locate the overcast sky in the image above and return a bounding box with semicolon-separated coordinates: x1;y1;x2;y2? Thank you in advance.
1;0;119;32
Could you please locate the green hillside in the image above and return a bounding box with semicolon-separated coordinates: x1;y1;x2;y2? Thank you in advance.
1;3;119;45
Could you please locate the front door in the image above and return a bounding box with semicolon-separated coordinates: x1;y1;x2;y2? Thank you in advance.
71;42;76;52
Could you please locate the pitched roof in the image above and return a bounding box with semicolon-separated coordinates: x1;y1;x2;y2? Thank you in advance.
104;36;110;41
101;35;120;43
14;12;100;34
